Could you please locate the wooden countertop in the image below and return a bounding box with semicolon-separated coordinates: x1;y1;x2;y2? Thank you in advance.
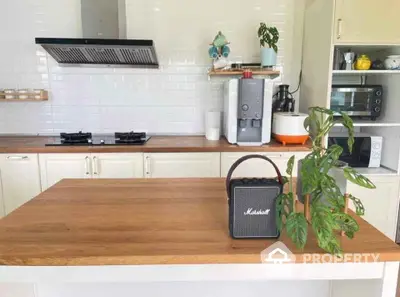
0;136;311;153
0;178;399;266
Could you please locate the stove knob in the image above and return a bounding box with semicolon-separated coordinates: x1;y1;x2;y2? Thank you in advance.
100;139;105;145
374;107;381;113
242;104;249;111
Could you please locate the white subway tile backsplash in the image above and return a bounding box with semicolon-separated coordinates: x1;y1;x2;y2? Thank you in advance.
0;0;303;135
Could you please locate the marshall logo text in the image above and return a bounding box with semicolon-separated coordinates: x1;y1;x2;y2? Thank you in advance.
244;208;271;216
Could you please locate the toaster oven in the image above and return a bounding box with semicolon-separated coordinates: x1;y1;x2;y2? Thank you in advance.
330;85;383;120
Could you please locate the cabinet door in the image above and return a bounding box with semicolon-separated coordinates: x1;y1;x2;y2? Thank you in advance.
221;152;308;178
0;154;42;215
334;0;400;44
144;153;220;178
92;153;144;179
39;154;91;190
347;176;400;241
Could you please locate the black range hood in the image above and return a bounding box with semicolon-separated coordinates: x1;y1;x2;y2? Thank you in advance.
36;38;159;68
36;0;159;68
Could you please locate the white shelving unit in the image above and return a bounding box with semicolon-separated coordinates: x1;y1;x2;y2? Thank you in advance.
355;167;398;176
334;120;400;127
333;70;400;75
300;0;400;176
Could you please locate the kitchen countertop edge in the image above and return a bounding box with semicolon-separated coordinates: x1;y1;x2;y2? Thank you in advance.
0;136;312;153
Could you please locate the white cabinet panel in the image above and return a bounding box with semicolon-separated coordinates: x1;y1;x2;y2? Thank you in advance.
334;0;400;44
0;154;41;215
347;175;400;241
92;153;144;179
221;152;308;178
39;154;91;190
144;153;220;178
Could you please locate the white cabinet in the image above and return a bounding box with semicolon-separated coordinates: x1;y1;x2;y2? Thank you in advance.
334;0;400;44
39;154;91;190
92;153;144;179
40;153;144;190
347;175;400;241
0;154;42;215
221;152;308;178
144;153;220;178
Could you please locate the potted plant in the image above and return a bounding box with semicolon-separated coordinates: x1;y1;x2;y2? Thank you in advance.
258;23;279;68
276;107;376;255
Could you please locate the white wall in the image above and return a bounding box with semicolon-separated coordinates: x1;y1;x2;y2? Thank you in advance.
0;0;304;135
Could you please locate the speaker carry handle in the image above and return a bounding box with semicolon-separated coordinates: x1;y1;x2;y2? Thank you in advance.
225;154;284;198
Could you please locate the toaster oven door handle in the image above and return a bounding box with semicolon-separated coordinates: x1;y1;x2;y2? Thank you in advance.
225;154;283;198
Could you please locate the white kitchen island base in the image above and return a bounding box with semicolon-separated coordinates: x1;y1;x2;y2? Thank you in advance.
1;262;399;297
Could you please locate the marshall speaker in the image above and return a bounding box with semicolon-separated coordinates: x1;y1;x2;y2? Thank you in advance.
226;155;283;239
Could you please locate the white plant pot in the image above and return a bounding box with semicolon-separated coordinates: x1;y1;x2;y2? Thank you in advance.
261;47;277;67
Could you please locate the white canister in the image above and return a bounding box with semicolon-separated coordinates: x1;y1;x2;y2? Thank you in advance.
18;89;29;99
205;111;221;141
384;55;400;70
33;89;42;100
4;89;16;100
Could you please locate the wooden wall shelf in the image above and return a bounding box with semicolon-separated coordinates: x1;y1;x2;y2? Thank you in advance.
208;69;280;76
0;90;48;102
0;99;48;102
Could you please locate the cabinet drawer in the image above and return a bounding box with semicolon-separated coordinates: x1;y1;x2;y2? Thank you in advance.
145;153;221;178
221;152;308;178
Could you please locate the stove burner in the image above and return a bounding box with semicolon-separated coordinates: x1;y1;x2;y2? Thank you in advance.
115;132;147;144
60;131;92;144
46;131;150;146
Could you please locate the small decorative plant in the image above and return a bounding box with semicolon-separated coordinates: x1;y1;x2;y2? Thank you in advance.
258;23;279;52
276;107;376;255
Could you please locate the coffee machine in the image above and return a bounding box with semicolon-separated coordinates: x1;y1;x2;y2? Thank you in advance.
223;79;273;146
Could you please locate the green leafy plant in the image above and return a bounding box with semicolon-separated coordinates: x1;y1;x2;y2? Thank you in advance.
258;23;279;52
276;107;376;255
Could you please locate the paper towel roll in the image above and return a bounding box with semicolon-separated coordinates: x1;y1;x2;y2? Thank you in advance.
206;127;220;141
205;111;221;141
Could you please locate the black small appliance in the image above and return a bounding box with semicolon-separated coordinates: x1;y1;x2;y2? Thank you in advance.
273;84;295;112
226;155;283;239
331;85;383;120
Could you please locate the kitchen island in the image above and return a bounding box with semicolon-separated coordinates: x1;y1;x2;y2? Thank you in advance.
0;179;399;297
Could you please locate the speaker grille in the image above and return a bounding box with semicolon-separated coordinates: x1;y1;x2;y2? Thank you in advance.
232;186;280;238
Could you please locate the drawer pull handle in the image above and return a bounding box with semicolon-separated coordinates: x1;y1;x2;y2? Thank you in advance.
85;156;91;175
263;154;283;158
7;156;28;160
337;18;343;39
93;156;99;175
145;156;151;176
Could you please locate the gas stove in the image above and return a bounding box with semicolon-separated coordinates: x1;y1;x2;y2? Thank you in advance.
46;131;151;146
